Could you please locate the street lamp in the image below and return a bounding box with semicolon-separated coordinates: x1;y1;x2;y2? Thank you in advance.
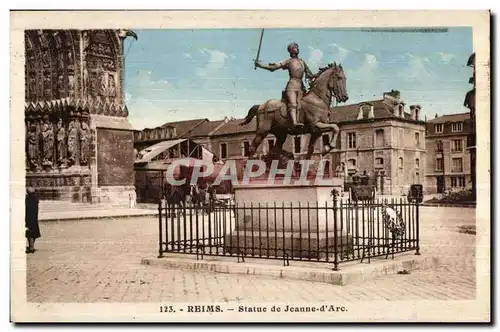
464;52;476;200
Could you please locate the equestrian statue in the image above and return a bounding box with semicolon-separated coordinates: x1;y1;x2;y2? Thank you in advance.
240;30;349;162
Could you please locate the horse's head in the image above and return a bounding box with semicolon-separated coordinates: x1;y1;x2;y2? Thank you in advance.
330;63;349;103
311;62;349;104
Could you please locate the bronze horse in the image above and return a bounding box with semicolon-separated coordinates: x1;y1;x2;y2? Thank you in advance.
240;62;348;160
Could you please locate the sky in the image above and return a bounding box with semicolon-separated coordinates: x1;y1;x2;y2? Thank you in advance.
123;27;473;130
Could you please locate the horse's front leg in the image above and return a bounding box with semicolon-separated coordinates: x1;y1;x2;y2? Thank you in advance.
312;122;340;155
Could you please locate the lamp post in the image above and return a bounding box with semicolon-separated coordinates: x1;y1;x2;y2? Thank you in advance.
465;52;476;200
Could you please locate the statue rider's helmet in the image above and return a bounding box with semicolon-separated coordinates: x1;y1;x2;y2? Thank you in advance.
287;42;299;55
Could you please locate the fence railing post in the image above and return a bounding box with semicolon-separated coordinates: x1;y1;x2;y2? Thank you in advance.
158;198;163;258
332;191;339;271
415;201;421;255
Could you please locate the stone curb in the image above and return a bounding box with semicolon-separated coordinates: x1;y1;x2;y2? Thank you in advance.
39;212;159;222
421;203;476;208
141;254;440;286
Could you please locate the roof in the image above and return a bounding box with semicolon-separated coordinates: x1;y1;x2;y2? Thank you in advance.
330;99;397;122
427;112;470;124
158;118;208;137
136;139;187;163
186;119;227;137
211;117;256;136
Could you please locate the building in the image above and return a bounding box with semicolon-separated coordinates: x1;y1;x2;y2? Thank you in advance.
425;112;472;194
133;90;427;195
332;90;426;195
24;29;138;205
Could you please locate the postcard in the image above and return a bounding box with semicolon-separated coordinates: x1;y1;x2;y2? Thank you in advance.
10;10;490;323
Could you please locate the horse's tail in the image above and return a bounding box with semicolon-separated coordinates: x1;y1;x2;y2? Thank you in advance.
240;104;260;126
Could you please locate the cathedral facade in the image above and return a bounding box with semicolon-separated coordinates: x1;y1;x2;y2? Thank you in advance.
24;29;137;205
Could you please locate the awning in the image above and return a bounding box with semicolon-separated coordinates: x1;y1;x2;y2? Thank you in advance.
135;139;187;163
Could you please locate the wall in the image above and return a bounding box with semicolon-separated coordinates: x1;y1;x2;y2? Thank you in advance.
97;128;134;186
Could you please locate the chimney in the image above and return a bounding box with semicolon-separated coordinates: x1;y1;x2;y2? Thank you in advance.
368;105;374;119
413;105;421;121
398;103;406;118
410;105;416;120
357;105;364;120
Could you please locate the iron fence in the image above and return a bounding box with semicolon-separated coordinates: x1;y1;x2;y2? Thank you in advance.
157;196;420;269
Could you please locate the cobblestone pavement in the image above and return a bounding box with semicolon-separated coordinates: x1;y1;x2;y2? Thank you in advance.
26;207;479;303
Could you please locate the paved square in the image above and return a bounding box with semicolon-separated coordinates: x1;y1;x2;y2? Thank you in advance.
26;207;477;303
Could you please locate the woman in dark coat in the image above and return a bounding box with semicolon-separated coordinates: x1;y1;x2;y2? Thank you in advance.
25;188;41;253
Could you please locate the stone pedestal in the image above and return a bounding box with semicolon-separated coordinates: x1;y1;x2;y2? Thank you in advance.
224;177;352;259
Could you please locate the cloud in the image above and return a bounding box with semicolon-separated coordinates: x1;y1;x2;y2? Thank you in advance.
330;43;350;62
196;48;229;78
307;46;324;71
438;52;456;64
183;53;192;59
351;53;378;78
399;53;434;80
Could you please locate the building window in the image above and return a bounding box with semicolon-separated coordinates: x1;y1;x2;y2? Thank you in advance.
398;157;404;169
322;134;330;148
294;136;302;154
435;124;443;133
414;132;420;147
436;158;444;171
268;139;275;152
416;158;420;168
451;176;466;188
347;132;356;149
451;122;463;132
348;158;356;169
220;143;227;159
452;158;463;173
243;141;250;157
375;157;384;166
375;129;384;147
436;140;444;151
452;139;463;152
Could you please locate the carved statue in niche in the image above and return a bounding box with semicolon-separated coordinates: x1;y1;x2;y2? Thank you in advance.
100;72;108;96
79;120;91;165
67;51;74;69
58;52;65;70
41;118;54;168
89;71;99;97
67;119;79;166
43;74;52;99
82;31;90;51
68;75;75;97
108;74;116;97
26;121;39;171
56;118;67;168
38;30;49;48
57;75;65;97
41;49;50;69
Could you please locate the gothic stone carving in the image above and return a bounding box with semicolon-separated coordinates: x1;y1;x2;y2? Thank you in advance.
56;118;67;167
67;119;79;166
41;119;54;168
27;121;39;170
79;120;91;165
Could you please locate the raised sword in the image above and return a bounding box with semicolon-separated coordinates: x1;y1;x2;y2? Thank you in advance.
254;28;265;70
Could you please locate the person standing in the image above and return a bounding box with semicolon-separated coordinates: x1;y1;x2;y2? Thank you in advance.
25;188;41;254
